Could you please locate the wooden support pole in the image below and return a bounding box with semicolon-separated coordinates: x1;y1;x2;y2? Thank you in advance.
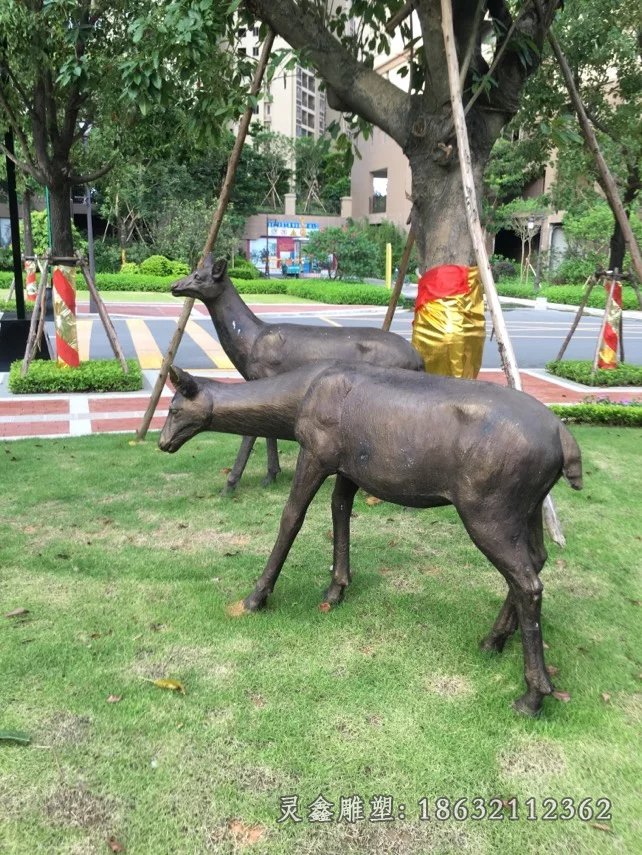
545;24;642;290
382;230;415;331
21;255;49;376
555;274;596;362
136;30;276;441
440;0;565;546
78;255;129;374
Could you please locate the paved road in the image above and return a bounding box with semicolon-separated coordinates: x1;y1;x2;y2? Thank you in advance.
66;302;642;371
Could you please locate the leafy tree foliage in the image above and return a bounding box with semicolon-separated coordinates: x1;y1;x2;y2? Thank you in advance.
245;0;561;271
0;1;244;255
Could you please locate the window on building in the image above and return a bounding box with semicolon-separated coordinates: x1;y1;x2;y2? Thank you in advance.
253;25;260;36
237;26;247;38
370;170;388;213
0;218;11;247
253;46;259;56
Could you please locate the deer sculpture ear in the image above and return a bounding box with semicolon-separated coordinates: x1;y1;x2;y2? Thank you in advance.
211;258;228;281
169;365;199;399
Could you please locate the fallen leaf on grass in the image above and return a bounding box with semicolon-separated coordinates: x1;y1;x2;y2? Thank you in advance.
590;823;613;833
0;730;31;745
220;467;232;475
552;690;571;703
319;602;332;613
4;607;29;619
365;495;383;506
140;677;186;694
150;679;185;694
227;819;266;846
107;836;126;852
601;692;611;703
546;665;560;677
106;695;122;704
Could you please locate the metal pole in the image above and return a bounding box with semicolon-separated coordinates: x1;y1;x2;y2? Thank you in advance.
85;185;98;313
4;130;25;320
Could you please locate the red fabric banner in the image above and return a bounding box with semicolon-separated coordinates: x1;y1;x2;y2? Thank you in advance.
416;264;471;310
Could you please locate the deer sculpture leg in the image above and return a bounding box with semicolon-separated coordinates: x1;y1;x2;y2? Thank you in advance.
480;502;547;654
224;435;258;495
262;437;282;487
323;474;359;607
237;449;328;613
460;508;553;716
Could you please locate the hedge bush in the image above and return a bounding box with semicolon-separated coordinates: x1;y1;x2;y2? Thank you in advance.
286;281;395;306
550;402;642;426
9;359;143;394
497;278;641;311
0;300;34;314
546;360;642;387
0;271;14;288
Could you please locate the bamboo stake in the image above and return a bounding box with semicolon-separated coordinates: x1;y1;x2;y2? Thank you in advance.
382;230;415;331
78;255;129;373
555;274;596;362
545;22;642;290
7;277;15;301
440;0;565;546
21;254;49;376
136;31;276;441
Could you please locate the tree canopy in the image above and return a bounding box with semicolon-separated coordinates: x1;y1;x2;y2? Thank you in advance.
244;0;562;270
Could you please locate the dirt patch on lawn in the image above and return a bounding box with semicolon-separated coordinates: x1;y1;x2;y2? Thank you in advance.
45;782;116;829
40;711;92;748
131;644;236;682
423;673;473;698
498;737;567;782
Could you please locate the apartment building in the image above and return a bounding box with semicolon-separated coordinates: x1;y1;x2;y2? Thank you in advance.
235;26;328;139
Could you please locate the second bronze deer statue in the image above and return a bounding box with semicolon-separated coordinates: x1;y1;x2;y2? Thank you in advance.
172;255;423;493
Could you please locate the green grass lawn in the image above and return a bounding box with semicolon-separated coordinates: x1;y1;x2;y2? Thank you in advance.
1;427;640;854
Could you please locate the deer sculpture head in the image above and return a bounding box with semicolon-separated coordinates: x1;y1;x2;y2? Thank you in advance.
172;254;229;302
158;366;210;453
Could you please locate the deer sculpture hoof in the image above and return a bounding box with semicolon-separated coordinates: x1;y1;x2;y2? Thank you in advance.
479;635;508;654
512;688;547;717
322;583;346;607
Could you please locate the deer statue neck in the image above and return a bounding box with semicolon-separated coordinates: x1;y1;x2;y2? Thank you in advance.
202;367;316;441
204;281;265;379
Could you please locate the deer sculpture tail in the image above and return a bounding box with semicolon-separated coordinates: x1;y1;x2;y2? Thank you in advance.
560;424;583;490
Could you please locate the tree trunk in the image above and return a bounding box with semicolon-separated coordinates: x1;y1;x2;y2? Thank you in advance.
608;164;640;271
48;182;74;257
408;132;491;271
22;188;34;256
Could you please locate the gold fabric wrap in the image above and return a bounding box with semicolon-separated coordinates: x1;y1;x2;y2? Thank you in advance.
411;266;485;379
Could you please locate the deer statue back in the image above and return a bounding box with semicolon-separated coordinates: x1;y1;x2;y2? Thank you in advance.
172;256;423;493
160;363;582;717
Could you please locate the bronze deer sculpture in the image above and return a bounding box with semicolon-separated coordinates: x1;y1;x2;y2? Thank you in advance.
172;256;423;493
159;363;582;717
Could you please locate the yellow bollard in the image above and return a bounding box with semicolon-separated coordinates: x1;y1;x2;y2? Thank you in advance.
385;242;392;289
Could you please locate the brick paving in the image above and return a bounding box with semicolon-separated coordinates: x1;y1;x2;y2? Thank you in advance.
1;368;639;442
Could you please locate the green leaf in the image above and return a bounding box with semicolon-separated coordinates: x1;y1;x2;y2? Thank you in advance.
0;731;31;745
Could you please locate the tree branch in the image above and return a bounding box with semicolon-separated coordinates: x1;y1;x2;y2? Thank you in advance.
414;0;450;110
67;160;114;184
0;87;40;175
246;0;412;145
0;141;44;183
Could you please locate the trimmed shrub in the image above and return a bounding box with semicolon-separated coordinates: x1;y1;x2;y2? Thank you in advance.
139;255;174;277
286;281;396;306
546;360;642;387
227;267;257;280
9;359;143;394
233;279;288;295
120;262;140;275
168;260;189;277
552;258;596;285
550;402;642;426
496;279;641;311
0;299;34;314
0;271;15;288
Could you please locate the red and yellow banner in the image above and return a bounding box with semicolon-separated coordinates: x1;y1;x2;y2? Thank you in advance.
24;259;38;302
597;279;622;370
411;264;486;378
52;263;79;367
